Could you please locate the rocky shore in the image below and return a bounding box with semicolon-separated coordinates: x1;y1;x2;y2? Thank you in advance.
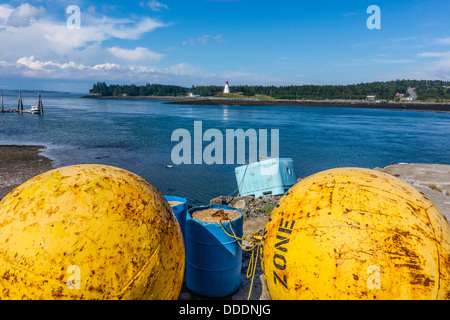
163;97;450;112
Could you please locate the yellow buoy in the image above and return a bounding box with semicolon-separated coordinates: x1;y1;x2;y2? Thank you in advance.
0;164;185;300
261;167;450;300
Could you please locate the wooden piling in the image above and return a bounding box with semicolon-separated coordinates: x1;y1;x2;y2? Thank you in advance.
18;91;23;112
39;93;44;114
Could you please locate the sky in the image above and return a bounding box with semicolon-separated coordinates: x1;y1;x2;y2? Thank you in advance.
0;0;450;93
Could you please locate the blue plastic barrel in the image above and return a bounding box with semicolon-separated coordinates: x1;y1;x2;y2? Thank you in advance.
186;204;243;297
164;195;187;241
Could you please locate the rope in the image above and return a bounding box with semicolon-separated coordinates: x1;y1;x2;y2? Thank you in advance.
226;163;250;198
219;219;263;300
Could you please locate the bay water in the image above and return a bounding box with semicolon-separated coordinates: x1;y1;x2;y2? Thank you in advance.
1;91;449;205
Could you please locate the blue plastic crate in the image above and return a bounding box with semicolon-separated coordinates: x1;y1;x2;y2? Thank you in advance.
234;158;296;198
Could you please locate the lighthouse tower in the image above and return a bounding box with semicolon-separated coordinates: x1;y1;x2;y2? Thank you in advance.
223;81;230;94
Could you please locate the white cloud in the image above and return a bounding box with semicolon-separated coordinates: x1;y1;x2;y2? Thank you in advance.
13;55;195;83
107;47;165;61
92;63;120;70
418;51;450;58
5;3;44;27
436;37;450;45
163;63;196;75
0;4;278;88
16;55;120;73
148;0;169;11
372;58;414;64
0;3;167;58
17;56;58;70
183;34;223;46
0;60;11;68
105;18;167;40
386;51;450;80
0;2;174;87
0;4;14;22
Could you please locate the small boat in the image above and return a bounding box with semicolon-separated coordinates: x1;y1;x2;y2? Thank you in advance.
28;105;40;114
26;93;44;114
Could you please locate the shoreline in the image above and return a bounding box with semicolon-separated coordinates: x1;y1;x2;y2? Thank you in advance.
82;95;450;112
166;98;450;112
0;145;54;199
81;95;184;101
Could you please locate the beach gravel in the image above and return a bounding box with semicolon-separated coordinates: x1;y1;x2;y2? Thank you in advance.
0;145;54;200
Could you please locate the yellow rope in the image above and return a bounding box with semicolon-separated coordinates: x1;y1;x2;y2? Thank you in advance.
219;219;263;300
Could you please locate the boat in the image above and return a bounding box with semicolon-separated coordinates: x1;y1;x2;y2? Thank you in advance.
28;105;40;114
25;93;44;114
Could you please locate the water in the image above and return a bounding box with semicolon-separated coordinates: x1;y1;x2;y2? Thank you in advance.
1;91;450;205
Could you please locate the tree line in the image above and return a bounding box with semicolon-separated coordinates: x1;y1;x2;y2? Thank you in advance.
89;82;187;97
89;80;450;101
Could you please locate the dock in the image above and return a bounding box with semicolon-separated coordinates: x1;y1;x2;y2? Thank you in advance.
0;92;44;114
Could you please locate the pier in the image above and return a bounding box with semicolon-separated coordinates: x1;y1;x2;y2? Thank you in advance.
0;92;44;114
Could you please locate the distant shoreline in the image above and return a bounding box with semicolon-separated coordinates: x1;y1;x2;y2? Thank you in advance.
82;95;450;112
82;95;182;101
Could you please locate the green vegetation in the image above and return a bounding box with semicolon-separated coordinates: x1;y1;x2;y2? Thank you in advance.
414;80;450;101
89;82;187;97
89;80;450;101
214;92;250;98
253;94;276;100
256;203;276;215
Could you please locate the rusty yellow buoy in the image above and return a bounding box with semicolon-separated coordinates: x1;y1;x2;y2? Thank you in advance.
262;167;450;300
0;164;185;300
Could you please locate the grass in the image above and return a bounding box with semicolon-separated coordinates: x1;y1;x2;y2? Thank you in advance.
252;94;275;100
214;93;250;98
214;93;276;100
256;203;276;215
428;183;443;192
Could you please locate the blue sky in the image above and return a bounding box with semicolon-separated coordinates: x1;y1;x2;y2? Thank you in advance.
0;0;450;92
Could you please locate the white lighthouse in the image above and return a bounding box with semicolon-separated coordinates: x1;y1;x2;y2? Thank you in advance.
223;81;230;94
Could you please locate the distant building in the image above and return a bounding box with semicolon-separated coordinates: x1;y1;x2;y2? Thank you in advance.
396;93;405;97
223;81;230;94
188;92;200;98
366;95;377;100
